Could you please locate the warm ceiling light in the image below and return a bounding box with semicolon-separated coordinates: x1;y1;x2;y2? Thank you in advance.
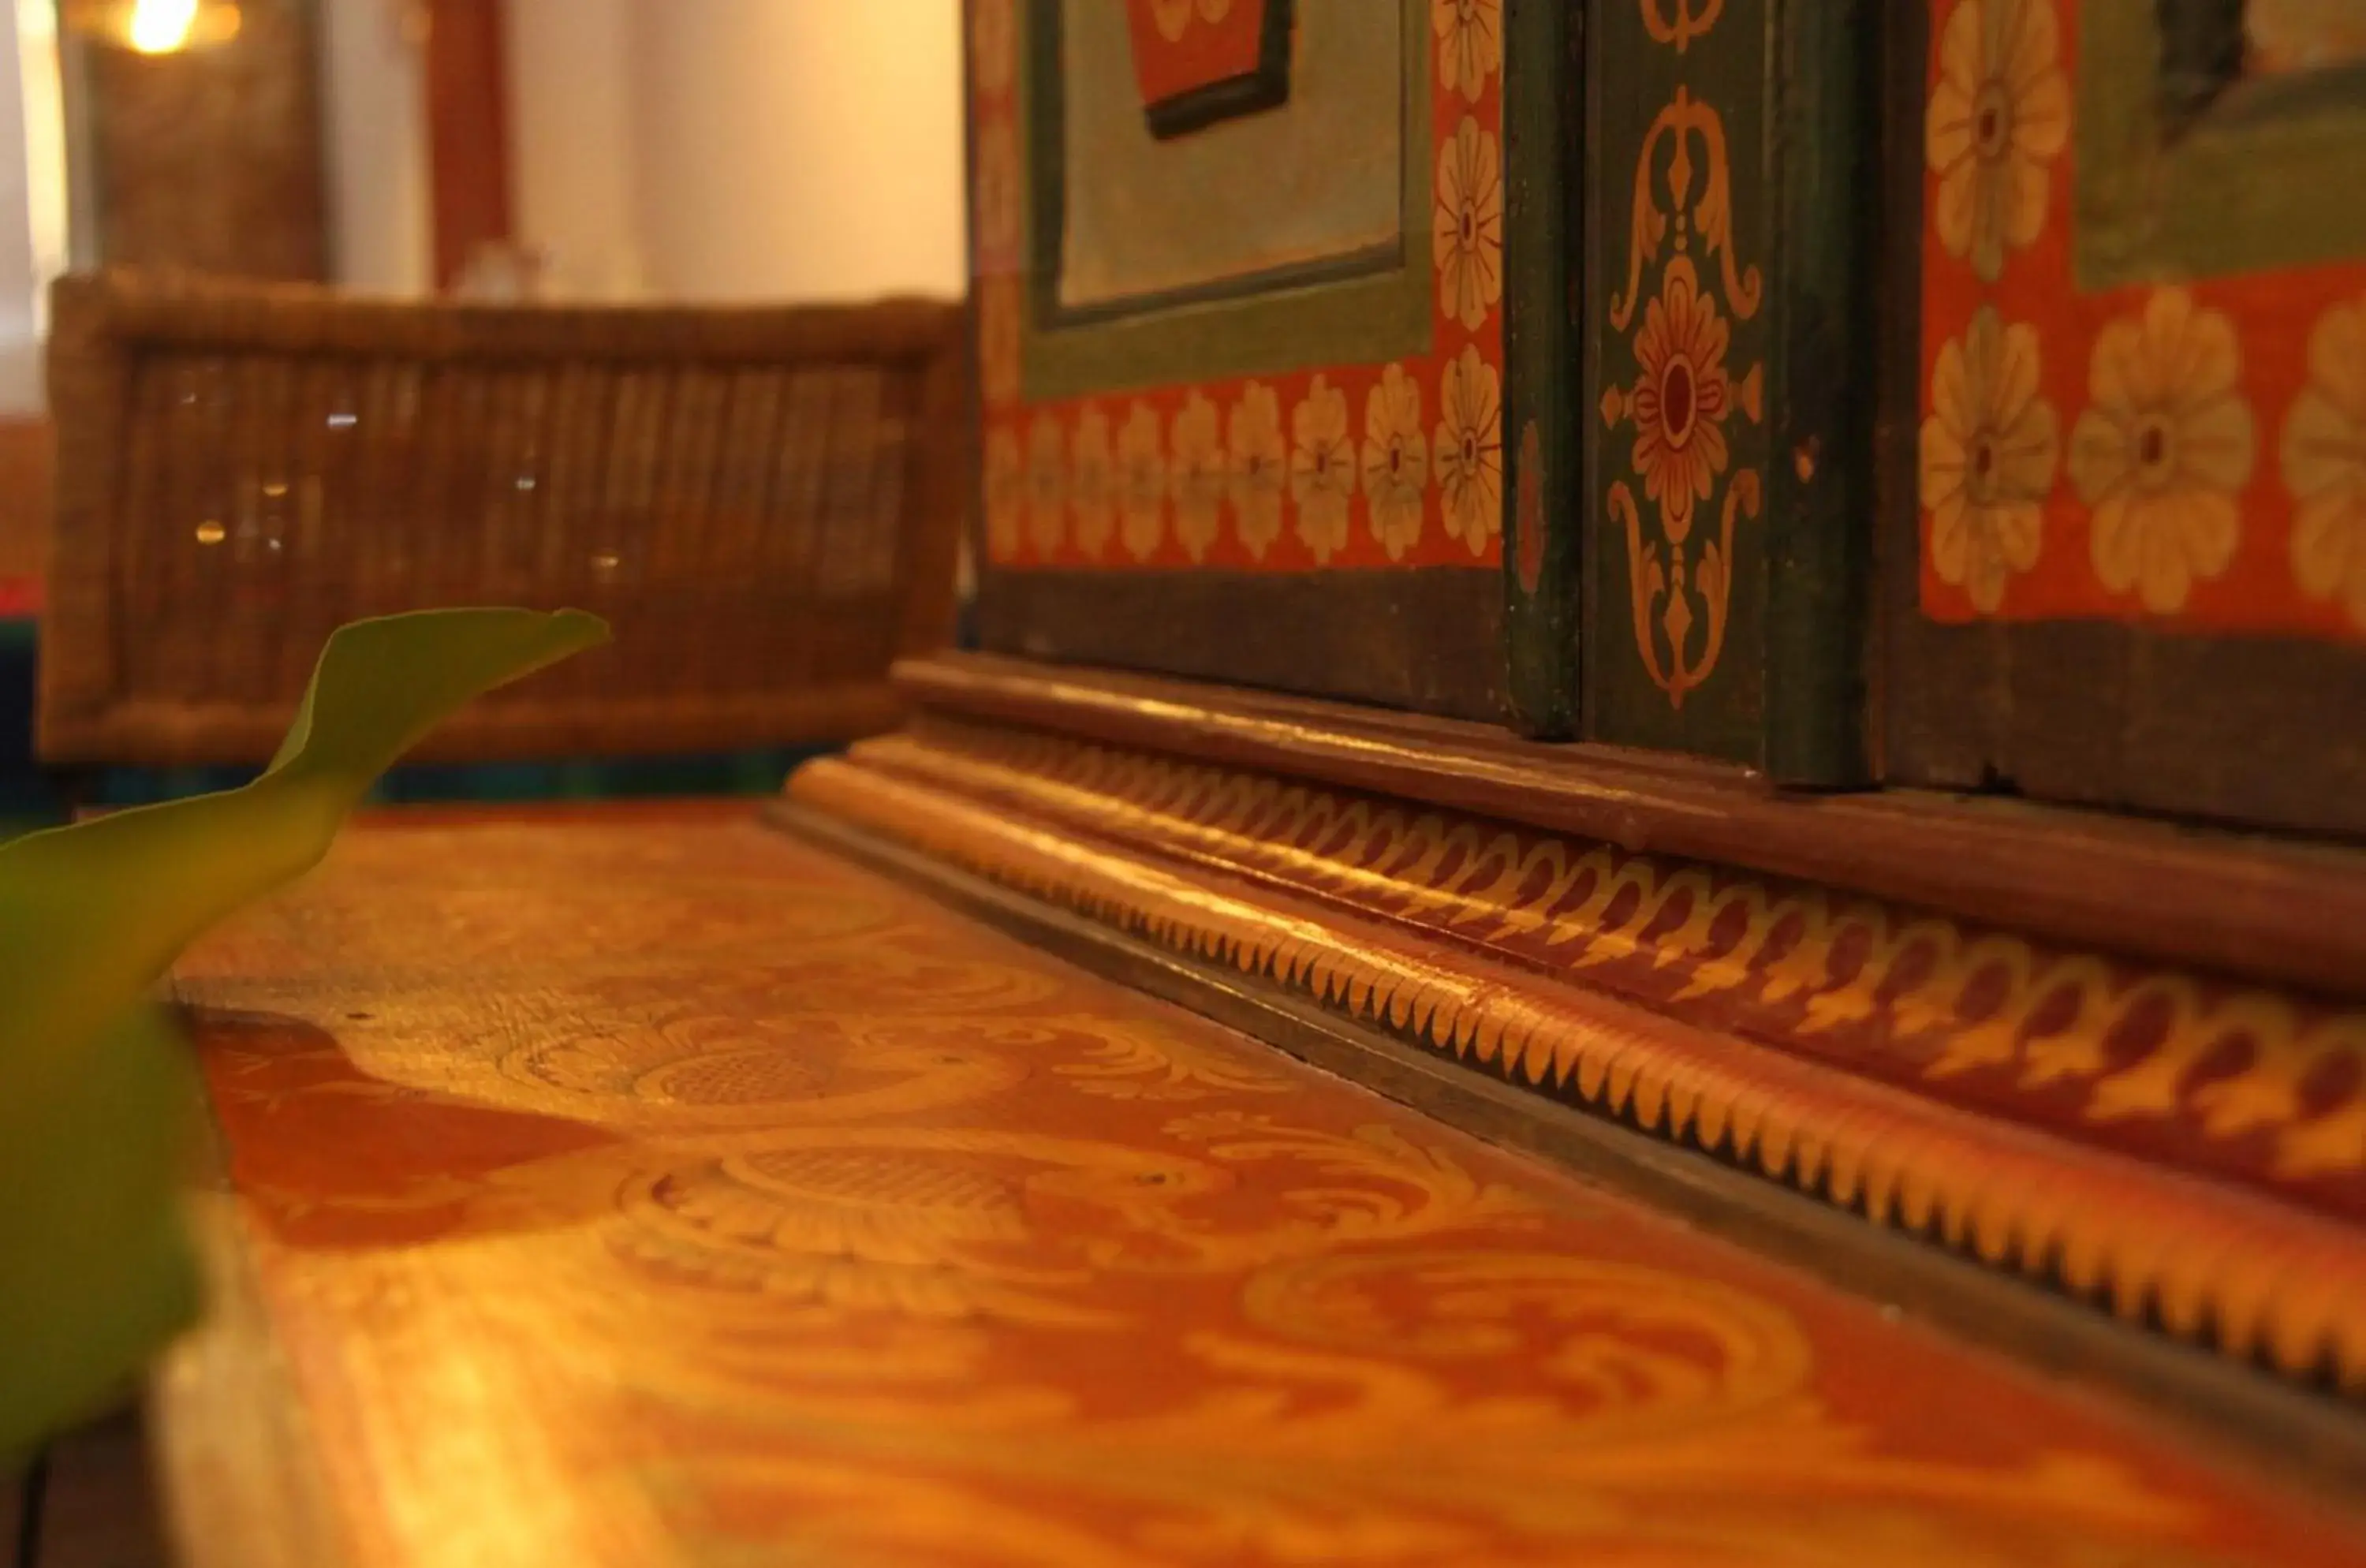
62;0;242;54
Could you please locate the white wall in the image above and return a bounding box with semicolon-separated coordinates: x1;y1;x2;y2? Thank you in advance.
0;0;54;413
503;0;640;299
319;0;432;296
508;0;967;304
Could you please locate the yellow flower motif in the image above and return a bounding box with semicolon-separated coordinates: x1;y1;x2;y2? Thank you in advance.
1433;0;1502;100
1025;415;1068;558
1151;0;1192;41
1361;364;1431;562
1920;306;2058;613
1434;116;1504;333
1227;382;1287;561
1118;401;1167;561
2069;289;2256;615
1291;375;1357;563
974;118;1021;269
1435;345;1503;555
1928;0;2069;282
1170;391;1226;563
2283;293;2366;630
970;0;1015;99
1199;0;1233;18
983;424;1023;562
1070;404;1116;560
980;277;1021;409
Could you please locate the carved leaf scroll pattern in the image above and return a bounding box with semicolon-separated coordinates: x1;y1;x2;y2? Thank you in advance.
1640;0;1724;53
1603;9;1766;710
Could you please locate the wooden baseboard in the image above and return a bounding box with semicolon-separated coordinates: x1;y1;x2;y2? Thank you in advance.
769;797;2366;1510
778;656;2366;1406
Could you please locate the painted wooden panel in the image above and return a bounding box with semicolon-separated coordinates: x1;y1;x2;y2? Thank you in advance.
1058;1;1399;313
1890;0;2366;838
1579;0;1875;778
980;0;1498;573
969;0;1522;721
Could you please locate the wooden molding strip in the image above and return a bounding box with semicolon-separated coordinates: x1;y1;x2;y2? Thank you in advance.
789;730;2366;1394
894;652;2366;1000
774;798;2366;1505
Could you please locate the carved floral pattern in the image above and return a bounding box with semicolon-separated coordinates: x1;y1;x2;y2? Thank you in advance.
1432;0;1502;100
1024;415;1068;558
2069;289;2254;616
2283;293;2366;629
1069;404;1116;558
1289;374;1357;563
1919;0;2362;641
1227;381;1288;561
1920;305;2058;611
1927;0;2069;283
1118;401;1167;561
973;0;1502;571
1361;364;1431;561
1169;390;1226;563
1435;346;1502;554
1602;33;1764;708
1434;116;1505;334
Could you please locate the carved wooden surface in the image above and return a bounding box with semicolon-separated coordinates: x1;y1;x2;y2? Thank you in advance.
166;809;2361;1566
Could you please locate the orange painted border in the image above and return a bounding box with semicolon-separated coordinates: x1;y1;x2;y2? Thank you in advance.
969;0;1506;573
1918;0;2366;642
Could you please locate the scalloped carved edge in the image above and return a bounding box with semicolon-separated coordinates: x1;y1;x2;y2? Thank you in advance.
791;730;2366;1394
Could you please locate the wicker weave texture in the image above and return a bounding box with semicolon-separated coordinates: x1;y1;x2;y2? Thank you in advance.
39;271;968;765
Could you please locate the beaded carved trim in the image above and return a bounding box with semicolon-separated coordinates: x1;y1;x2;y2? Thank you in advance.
793;728;2366;1389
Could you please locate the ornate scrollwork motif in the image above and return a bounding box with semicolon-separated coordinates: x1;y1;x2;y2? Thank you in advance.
1606;79;1765;708
1639;0;1724;52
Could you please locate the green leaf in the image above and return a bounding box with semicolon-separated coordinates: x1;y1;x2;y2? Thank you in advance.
0;607;607;1463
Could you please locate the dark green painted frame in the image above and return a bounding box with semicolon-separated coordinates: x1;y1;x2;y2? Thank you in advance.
1576;0;1875;781
1500;0;1582;738
1017;0;1433;402
2077;0;2366;289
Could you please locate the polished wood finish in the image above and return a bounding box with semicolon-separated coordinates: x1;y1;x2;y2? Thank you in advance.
426;0;515;291
894;651;2366;999
164;811;2365;1565
781;796;2366;1503
793;718;2366;1389
39;271;966;766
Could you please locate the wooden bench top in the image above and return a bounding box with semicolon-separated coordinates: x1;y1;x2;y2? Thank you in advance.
160;809;2363;1567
